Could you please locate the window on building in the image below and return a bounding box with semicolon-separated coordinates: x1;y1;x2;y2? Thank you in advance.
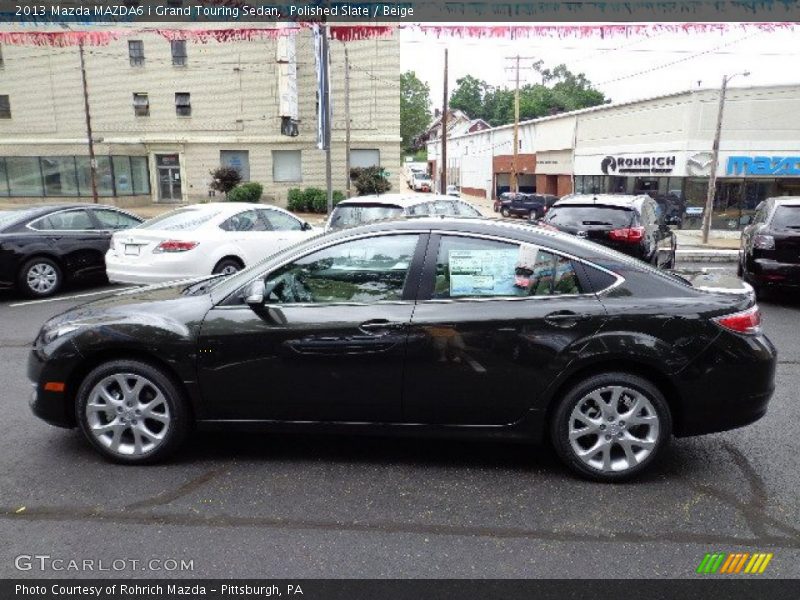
0;159;9;197
5;157;43;196
112;156;134;196
350;149;381;169
220;150;250;181
0;95;10;119
272;150;302;182
130;156;151;195
133;93;149;117
41;157;80;197
128;40;144;66
76;156;114;197
175;93;191;116
0;44;4;68
171;40;187;66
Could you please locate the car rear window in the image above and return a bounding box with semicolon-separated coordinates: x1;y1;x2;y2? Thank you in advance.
138;208;220;231
0;208;38;230
328;204;404;229
771;206;800;229
545;205;636;228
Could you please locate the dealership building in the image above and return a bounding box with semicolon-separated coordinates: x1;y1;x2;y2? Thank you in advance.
427;83;800;229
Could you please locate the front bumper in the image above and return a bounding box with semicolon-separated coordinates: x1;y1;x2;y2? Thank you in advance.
28;344;78;428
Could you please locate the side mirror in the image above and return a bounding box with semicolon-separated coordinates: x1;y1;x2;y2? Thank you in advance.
301;221;313;231
244;280;266;306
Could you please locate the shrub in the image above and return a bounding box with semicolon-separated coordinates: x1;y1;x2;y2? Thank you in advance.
227;182;263;203
286;188;346;214
351;166;392;196
209;166;242;196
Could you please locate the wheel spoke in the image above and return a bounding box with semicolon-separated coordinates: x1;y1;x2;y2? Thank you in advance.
619;438;639;468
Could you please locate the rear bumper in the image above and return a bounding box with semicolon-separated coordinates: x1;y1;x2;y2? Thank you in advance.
674;332;777;437
106;253;208;285
750;258;800;288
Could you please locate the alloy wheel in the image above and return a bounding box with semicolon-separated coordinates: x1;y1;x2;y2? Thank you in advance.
567;385;660;473
85;373;171;457
26;263;58;294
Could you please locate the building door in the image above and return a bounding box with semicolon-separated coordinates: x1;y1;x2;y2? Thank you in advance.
156;154;182;203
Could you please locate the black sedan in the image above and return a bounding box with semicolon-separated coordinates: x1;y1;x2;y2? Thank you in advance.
0;204;142;297
29;218;776;481
739;196;800;296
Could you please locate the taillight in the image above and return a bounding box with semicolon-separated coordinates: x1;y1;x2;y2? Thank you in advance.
608;226;645;243
753;235;775;250
713;305;762;335
153;240;199;253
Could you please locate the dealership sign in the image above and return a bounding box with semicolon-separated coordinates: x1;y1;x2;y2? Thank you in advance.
727;155;800;177
600;154;677;175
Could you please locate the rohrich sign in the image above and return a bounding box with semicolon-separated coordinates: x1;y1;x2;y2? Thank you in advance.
600;154;678;175
726;155;800;177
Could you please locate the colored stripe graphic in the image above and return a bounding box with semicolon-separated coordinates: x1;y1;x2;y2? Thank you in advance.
697;552;772;574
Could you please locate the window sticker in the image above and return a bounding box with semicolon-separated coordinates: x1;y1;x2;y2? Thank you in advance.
448;248;521;296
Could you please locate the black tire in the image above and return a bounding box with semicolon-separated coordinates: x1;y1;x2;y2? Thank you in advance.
18;256;62;298
550;372;672;482
501;207;510;218
528;209;539;221
75;360;191;464
493;204;499;213
212;257;243;276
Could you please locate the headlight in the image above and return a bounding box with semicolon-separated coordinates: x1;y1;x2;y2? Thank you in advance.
41;324;82;345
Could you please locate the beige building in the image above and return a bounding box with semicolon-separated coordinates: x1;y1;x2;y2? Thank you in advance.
0;26;400;207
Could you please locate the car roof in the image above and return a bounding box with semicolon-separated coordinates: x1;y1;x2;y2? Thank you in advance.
554;194;648;209
335;194;461;207
768;196;800;207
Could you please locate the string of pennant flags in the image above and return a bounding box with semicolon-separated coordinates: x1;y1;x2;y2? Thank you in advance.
0;22;798;47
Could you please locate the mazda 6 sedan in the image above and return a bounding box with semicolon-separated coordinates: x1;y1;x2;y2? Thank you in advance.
29;218;777;481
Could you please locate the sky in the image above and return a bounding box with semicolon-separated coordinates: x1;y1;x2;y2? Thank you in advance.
399;24;800;107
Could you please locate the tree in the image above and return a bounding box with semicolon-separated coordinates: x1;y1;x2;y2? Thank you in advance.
449;75;487;120
209;166;241;196
351;166;392;196
400;71;431;151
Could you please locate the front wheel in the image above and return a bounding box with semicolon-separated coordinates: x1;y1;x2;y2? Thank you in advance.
75;360;191;464
528;209;539;221
550;372;672;482
501;207;510;218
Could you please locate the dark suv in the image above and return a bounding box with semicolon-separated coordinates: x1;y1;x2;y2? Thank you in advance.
497;193;558;220
541;194;676;268
739;196;800;295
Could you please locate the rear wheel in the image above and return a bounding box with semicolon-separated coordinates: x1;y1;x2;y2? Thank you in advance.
18;257;62;298
501;207;511;218
528;209;539;221
75;360;190;464
212;257;243;276
550;372;672;482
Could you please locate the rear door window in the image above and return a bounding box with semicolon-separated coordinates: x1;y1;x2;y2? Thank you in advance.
545;205;636;228
430;236;583;299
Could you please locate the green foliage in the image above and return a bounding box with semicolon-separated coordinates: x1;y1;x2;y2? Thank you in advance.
226;182;263;203
286;188;345;213
449;63;608;127
400;71;432;152
209;166;242;195
351;166;392;196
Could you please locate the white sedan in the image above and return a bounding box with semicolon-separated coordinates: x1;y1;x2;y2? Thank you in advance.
106;203;317;285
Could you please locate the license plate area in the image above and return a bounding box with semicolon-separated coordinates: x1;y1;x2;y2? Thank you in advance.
124;245;141;256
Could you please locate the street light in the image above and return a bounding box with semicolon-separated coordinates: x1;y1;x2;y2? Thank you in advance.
700;70;750;244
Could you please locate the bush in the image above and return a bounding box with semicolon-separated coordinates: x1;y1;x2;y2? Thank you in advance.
209;166;242;196
226;182;263;203
286;187;345;214
351;166;392;196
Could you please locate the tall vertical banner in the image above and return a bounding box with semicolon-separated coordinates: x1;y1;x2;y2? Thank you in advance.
314;23;332;150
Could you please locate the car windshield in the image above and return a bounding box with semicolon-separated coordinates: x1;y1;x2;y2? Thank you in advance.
415;175;431;181
771;206;800;229
0;208;38;230
545;205;635;228
328;204;404;229
136;208;220;231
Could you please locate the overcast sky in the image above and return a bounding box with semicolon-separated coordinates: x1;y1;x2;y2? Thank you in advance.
400;24;800;107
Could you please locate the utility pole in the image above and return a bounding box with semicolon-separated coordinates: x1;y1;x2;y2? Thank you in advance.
701;71;749;244
319;24;333;214
78;41;99;204
344;44;351;198
440;48;448;194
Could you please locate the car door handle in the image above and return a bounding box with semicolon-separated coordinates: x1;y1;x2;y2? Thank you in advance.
544;311;591;328
359;319;407;334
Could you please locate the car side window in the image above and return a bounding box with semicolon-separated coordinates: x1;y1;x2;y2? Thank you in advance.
455;202;481;217
220;210;269;232
262;209;302;231
29;209;94;231
407;203;431;216
432;236;583;299
264;234;419;304
93;209;140;230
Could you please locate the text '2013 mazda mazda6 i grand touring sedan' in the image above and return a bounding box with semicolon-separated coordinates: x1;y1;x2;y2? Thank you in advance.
28;218;777;481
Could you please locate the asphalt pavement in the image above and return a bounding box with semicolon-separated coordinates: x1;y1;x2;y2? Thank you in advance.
0;262;799;579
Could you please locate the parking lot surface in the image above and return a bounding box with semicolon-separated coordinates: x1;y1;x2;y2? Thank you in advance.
1;262;798;578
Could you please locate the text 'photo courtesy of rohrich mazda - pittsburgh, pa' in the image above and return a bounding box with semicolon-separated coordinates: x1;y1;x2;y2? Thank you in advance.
2;1;800;594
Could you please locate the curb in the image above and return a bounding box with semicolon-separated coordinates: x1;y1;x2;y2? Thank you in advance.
676;249;739;263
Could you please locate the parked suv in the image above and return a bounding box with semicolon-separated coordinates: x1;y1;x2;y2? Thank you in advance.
739;196;800;295
496;193;558;220
541;194;676;269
